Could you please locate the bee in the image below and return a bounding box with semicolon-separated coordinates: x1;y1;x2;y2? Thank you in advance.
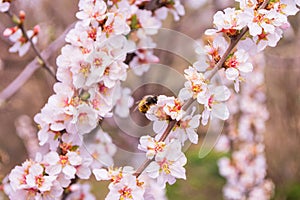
136;95;158;114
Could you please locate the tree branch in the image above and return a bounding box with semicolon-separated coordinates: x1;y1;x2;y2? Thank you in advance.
133;0;270;178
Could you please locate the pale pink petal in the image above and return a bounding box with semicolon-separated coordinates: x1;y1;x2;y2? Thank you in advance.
238;62;253;73
63;165;76;179
93;169;109;181
214;86;231;101
225;68;239;80
212;103;230;120
146;162;160;179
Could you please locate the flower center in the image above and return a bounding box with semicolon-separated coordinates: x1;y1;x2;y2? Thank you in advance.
119;186;133;200
59;155;69;166
35;174;45;188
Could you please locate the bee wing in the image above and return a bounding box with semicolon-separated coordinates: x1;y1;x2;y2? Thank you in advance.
133;100;141;112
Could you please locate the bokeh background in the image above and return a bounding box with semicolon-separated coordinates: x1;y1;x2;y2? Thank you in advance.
0;0;300;199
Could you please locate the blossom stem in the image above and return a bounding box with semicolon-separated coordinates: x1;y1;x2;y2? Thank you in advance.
19;24;56;78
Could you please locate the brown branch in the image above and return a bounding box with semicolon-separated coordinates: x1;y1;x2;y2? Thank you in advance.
19;25;56;78
0;23;75;106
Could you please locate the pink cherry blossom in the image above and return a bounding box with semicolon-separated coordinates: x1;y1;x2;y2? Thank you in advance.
138;135;166;159
198;85;231;125
170;107;201;145
44;151;91;180
178;66;208;101
106;174;145;200
81;128;116;169
205;8;245;36
5;28;38;57
224;49;253;81
145;140;187;187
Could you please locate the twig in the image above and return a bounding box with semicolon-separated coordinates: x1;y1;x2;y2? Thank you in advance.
0;23;75;106
19;25;56;78
5;10;56;78
133;0;270;178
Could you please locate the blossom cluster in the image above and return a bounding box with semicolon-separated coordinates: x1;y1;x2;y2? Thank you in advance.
177;0;299;126
135;0;299;199
3;128;115;199
3;0;186;199
216;53;274;200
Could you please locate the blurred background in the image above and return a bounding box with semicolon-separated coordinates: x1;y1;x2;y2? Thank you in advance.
0;0;300;199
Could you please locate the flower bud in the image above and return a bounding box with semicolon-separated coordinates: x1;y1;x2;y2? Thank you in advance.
3;26;18;36
19;10;26;23
33;25;40;35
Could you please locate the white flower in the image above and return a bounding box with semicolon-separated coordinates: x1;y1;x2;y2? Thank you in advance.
9;160;33;191
129;49;159;76
82;128;117;169
253;28;283;52
169;0;185;21
93;166;144;200
69;104;98;134
113;87;134;118
145;140;187;187
7;160;63;199
142;176;168;200
25;163;56;192
224;49;253;81
76;0;107;26
7;28;38;57
163;98;185;121
239;8;288;37
178;66;208;101
205;8;245;36
103;11;131;36
44;151;90;180
274;0;299;16
235;0;257;9
138;136;166;159
198;85;231;125
136;9;162;35
106;174;145;200
93;166;135;183
84;50;113;87
146;95;181;134
171;107;200;145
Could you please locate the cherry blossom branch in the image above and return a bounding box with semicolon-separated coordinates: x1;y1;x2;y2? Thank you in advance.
0;23;74;106
134;120;177;177
133;0;270;178
207;0;269;80
19;25;56;77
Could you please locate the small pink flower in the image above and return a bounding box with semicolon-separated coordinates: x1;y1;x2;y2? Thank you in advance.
145;140;187;187
138;136;166;159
